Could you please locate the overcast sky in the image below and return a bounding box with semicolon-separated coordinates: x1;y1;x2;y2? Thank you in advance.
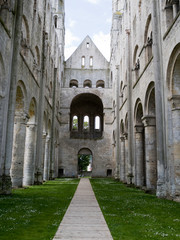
64;0;112;61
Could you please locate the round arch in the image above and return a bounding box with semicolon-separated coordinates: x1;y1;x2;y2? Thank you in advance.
70;93;104;139
78;148;93;175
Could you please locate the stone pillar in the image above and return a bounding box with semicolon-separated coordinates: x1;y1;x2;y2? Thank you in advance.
43;136;50;181
152;0;167;197
2;0;23;194
115;65;120;179
11;113;28;187
124;133;128;183
23;124;36;186
170;96;180;197
134;125;145;187
120;136;125;182
142;116;157;190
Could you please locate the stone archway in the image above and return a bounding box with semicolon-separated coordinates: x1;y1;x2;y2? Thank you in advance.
167;45;180;198
143;82;157;190
78;148;93;177
11;83;27;188
134;99;146;187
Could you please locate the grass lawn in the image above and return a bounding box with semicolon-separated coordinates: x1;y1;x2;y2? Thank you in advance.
90;178;180;240
0;178;79;240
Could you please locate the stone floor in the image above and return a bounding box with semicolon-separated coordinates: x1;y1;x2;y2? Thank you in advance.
53;178;113;240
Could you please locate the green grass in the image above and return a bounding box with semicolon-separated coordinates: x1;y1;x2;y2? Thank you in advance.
0;178;79;240
90;178;180;240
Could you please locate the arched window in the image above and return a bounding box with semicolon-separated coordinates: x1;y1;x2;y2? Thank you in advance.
81;56;85;67
83;115;89;130
83;79;92;88
72;116;78;130
54;16;58;28
69;79;78;88
95;116;100;130
96;80;105;88
70;93;103;139
90;56;93;67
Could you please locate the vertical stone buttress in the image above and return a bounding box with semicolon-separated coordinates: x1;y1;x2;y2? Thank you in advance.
152;0;167;197
34;0;47;184
2;0;23;194
115;65;120;179
49;68;57;180
126;29;133;183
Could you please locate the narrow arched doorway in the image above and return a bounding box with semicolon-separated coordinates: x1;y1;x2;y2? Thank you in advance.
78;148;93;177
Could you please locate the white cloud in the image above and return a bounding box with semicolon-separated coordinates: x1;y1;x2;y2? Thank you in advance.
86;0;100;4
65;29;80;47
93;31;110;61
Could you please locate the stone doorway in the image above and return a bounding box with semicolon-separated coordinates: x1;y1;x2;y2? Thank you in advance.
78;148;93;177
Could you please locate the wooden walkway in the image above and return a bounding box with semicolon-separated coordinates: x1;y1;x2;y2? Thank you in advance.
53;178;113;240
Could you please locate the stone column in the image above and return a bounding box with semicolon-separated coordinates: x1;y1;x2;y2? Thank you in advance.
124;133;128;183
115;65;120;179
43;136;50;181
2;0;23;194
120;136;125;182
134;125;145;187
152;0;166;197
170;96;180;197
23;124;36;186
142;116;157;190
11;113;28;187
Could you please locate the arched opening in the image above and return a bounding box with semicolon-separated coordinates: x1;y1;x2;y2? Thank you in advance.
144;15;153;63
78;148;93;177
11;84;27;188
143;82;157;190
134;99;146;187
23;98;37;186
167;46;180;197
69;79;78;88
96;80;105;88
83;79;92;88
70;93;103;139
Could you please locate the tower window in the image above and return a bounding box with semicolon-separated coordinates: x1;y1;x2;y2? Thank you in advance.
87;42;89;48
90;56;93;67
95;116;100;130
81;56;85;67
72;116;78;130
54;16;58;28
83;116;89;130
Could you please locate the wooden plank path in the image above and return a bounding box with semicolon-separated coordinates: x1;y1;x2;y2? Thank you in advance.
53;178;113;240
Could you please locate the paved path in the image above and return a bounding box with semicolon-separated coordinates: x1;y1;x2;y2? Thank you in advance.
53;178;113;240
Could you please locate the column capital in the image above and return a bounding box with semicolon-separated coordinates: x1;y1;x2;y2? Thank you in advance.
168;95;180;109
142;115;156;127
134;124;144;133
120;136;125;142
14;111;29;124
123;132;128;140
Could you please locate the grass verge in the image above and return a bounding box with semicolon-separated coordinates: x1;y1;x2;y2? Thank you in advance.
90;178;180;240
0;178;79;240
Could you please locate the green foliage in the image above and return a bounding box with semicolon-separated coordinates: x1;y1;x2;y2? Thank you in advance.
72;117;78;130
0;178;79;240
90;178;180;240
78;154;90;172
